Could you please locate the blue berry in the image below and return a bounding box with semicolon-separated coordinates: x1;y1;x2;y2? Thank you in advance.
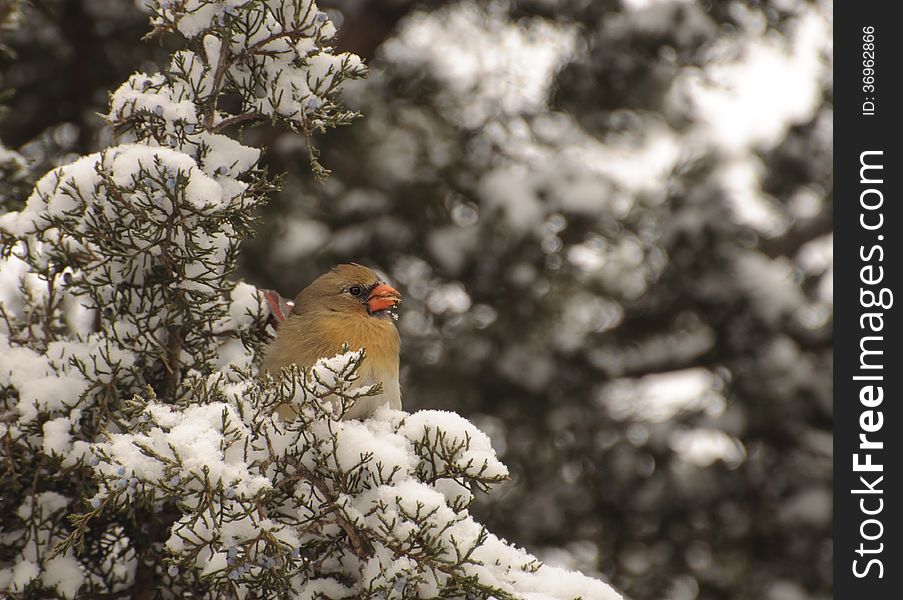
167;565;179;577
117;466;126;476
91;498;101;508
170;475;181;486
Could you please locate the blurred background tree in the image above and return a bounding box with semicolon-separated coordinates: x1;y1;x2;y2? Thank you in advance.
1;1;832;599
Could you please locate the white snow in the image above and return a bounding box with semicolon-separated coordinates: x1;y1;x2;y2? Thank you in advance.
271;218;330;262
669;4;830;236
670;427;747;468
40;555;86;599
84;350;616;597
426;282;472;314
622;0;693;11
0;141;28;177
384;2;577;127
334;419;416;486
0;145;239;241
10;559;40;591
676;8;829;155
14;373;88;423
400;409;509;481
0;252;31;330
512;559;622;600
601;368;726;423
141;0;365;128
735;252;805;326
97;402;272;497
478;118;680;237
42;417;73;456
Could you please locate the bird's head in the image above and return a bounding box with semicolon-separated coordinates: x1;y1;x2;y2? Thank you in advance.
291;263;401;321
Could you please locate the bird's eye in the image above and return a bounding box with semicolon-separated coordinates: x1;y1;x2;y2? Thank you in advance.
348;285;363;297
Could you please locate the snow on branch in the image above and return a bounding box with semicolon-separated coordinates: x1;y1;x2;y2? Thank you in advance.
53;355;617;598
0;1;620;598
113;0;366;179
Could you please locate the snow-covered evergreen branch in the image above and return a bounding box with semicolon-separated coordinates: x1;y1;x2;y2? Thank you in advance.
0;1;619;598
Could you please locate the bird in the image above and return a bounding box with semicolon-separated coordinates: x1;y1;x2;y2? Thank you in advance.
260;263;402;420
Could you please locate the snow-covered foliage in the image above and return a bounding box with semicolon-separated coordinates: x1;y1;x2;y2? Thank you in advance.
64;355;610;598
113;0;365;179
0;1;620;598
241;1;832;598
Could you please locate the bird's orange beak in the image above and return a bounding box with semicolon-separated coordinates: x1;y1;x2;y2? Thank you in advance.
367;283;401;313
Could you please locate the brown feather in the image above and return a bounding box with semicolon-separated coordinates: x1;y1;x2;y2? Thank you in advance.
261;264;401;420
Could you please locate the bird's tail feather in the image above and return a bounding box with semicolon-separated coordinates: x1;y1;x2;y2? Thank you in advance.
263;289;294;325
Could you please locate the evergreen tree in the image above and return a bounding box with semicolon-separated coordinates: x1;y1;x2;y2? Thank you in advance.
241;3;833;599
0;2;619;597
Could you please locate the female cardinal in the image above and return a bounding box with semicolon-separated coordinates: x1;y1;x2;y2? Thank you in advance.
261;264;402;420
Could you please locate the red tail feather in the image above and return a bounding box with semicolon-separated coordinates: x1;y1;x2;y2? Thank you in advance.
263;289;294;325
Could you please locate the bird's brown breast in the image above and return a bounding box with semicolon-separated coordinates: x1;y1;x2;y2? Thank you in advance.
262;312;400;376
263;311;401;420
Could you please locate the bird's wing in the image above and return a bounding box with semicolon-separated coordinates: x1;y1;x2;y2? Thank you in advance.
263;289;294;325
